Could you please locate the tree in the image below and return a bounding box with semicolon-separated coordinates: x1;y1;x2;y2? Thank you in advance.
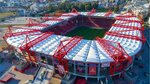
91;1;99;9
113;6;119;13
85;3;92;11
48;5;55;12
79;3;85;11
66;3;72;12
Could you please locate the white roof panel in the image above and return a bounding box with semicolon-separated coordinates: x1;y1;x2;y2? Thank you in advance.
43;20;59;25
30;35;69;55
86;41;100;63
65;40;91;62
95;41;114;62
7;32;42;48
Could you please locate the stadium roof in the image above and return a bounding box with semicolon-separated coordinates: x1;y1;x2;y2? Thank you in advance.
6;12;143;63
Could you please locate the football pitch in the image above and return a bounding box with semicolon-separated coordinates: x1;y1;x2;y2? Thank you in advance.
66;26;107;40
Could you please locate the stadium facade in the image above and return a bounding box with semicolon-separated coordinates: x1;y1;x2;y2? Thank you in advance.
3;8;146;82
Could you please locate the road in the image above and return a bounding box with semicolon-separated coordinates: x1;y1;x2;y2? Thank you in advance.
135;28;150;84
0;17;41;25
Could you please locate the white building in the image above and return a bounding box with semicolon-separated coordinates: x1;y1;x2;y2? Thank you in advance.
122;0;150;19
30;3;39;12
98;0;125;8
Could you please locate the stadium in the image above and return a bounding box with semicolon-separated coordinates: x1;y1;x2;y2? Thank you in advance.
3;8;146;83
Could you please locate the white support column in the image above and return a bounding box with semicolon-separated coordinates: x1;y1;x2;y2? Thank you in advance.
45;54;48;69
85;63;88;80
74;61;76;74
52;56;55;71
148;17;150;25
97;63;100;83
106;77;108;84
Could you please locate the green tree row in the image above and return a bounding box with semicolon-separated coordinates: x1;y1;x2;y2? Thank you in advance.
38;1;119;16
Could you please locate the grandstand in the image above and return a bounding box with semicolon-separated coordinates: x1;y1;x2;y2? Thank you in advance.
3;8;146;83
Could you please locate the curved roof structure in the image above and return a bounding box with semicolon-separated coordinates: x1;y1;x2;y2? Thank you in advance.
5;11;145;64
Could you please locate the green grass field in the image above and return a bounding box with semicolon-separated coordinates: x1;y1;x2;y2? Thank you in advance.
66;26;107;40
0;24;24;28
0;12;16;18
